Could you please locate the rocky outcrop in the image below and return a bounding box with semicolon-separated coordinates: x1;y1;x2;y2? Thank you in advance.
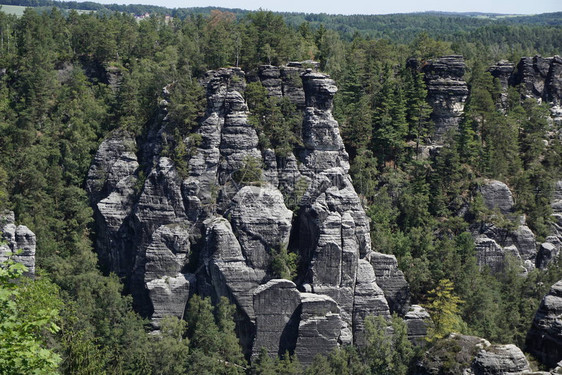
369;252;410;315
472;180;537;273
526;280;562;368
488;60;515;110
253;279;301;358
405;305;431;345
415;333;532;375
421;55;469;143
479;180;515;216
85;130;139;277
296;293;344;365
492;55;562;125
0;211;36;276
87;64;415;363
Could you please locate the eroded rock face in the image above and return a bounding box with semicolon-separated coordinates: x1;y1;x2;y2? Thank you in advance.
253;279;301;357
0;211;36;276
472;344;531;375
86;65;409;364
497;55;562;125
86;130;139;276
369;252;410;315
479;180;515;215
415;333;531;375
472;180;537;273
296;293;344;365
405;305;431;345
421;55;469;143
526;280;562;368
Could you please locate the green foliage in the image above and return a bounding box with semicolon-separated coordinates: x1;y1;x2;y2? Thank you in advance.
186;295;246;374
232;155;263;186
363;314;414;375
424;279;466;341
0;257;62;374
0;6;559;374
246;81;302;156
270;245;298;280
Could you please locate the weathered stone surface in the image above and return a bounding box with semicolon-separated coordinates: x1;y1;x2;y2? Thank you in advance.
353;260;391;346
480;180;515;215
415;333;531;375
472;344;531;375
539;181;562;269
472;180;538;272
421;55;469;142
147;273;194;328
537;243;559;269
86;65;418;361
526;280;562;368
488;60;515;90
205;217;265;317
85;130;139;274
229;186;292;269
0;211;36;276
405;305;430;345
474;236;514;273
512;55;562;124
253;279;301;357
296;293;344;365
369;252;410;315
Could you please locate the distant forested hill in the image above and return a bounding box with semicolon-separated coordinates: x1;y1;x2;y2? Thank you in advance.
1;0;561;43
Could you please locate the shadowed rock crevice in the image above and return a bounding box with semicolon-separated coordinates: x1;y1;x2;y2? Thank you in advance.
86;63;419;363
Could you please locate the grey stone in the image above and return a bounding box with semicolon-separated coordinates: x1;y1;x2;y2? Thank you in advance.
296;293;344;365
421;55;469;143
526;280;562;368
353;260;391;346
416;333;530;375
229;186;292;270
147;273;194;329
479;180;515;215
253;279;301;358
405;305;431;345
369;252;410;315
0;211;36;276
472;344;531;375
537;242;559;269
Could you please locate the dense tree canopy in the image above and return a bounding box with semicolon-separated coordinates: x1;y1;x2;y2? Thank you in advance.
0;4;560;374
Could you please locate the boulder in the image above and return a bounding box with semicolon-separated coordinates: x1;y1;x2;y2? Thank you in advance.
252;279;301;358
296;293;344;365
369;252;410;315
479;180;515;215
415;333;531;375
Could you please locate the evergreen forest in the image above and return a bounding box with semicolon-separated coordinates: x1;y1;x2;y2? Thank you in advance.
0;3;561;374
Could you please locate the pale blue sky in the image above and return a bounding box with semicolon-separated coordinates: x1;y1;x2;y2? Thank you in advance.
77;0;561;15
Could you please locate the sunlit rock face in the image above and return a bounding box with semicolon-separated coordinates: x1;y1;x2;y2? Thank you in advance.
87;64;422;363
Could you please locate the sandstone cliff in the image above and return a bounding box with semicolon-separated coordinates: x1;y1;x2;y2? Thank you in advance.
87;64;425;363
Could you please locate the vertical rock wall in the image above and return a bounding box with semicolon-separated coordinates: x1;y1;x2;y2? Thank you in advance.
86;64;419;364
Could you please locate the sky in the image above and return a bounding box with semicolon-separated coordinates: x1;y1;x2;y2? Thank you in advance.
77;0;561;15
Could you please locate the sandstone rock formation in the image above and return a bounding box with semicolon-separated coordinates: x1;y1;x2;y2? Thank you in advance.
0;211;36;276
471;180;537;273
491;55;562;125
415;333;532;375
86;64;420;363
526;280;562;368
421;55;469;143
